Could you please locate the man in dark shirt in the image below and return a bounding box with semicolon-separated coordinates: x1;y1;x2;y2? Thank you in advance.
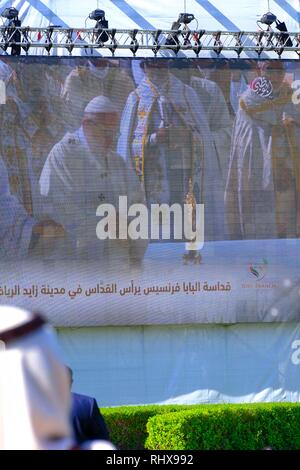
67;367;110;444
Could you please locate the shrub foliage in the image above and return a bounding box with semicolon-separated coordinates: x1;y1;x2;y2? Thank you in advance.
102;403;300;450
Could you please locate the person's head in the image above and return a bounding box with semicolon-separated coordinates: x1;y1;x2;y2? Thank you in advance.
257;60;286;90
82;95;119;153
0;307;72;450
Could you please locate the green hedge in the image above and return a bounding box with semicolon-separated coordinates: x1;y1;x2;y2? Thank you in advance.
102;405;196;449
146;403;300;450
102;403;300;450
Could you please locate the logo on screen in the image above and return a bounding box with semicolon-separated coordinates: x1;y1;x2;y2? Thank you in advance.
248;258;268;281
95;196;204;247
250;77;273;99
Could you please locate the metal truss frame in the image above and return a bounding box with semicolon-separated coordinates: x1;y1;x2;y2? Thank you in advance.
1;27;300;57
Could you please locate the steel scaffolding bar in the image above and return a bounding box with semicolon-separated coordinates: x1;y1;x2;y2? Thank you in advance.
1;27;300;56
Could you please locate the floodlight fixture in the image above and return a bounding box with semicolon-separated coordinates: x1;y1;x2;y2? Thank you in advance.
1;7;19;21
259;11;277;26
177;13;195;25
89;8;109;43
1;6;21;55
89;9;106;22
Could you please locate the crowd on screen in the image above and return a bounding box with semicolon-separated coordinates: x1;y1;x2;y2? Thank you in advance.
0;57;299;264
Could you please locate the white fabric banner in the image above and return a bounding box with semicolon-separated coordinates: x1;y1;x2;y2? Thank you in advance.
57;322;300;405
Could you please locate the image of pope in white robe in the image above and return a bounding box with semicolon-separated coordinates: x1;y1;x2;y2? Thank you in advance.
39;96;147;267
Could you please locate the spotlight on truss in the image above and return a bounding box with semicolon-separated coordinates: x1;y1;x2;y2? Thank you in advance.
168;12;196;32
89;9;107;23
1;7;19;20
1;7;21;55
257;10;293;49
89;9;109;43
177;13;195;24
165;12;196;54
259;11;277;27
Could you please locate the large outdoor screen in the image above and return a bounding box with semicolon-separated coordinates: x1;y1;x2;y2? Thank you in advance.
0;57;299;324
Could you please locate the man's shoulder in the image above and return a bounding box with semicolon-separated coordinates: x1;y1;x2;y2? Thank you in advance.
71;393;99;423
72;392;97;406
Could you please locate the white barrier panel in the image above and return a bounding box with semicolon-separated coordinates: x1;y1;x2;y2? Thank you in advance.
57;323;300;405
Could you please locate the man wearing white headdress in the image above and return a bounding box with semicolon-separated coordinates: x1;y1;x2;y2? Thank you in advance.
0;307;72;450
0;307;116;450
39;95;147;265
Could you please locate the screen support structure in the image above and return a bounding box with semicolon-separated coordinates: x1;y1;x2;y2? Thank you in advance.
0;27;300;57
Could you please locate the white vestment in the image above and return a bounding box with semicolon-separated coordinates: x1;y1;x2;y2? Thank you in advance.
191;76;233;187
39;128;147;265
225;83;297;239
118;74;224;241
